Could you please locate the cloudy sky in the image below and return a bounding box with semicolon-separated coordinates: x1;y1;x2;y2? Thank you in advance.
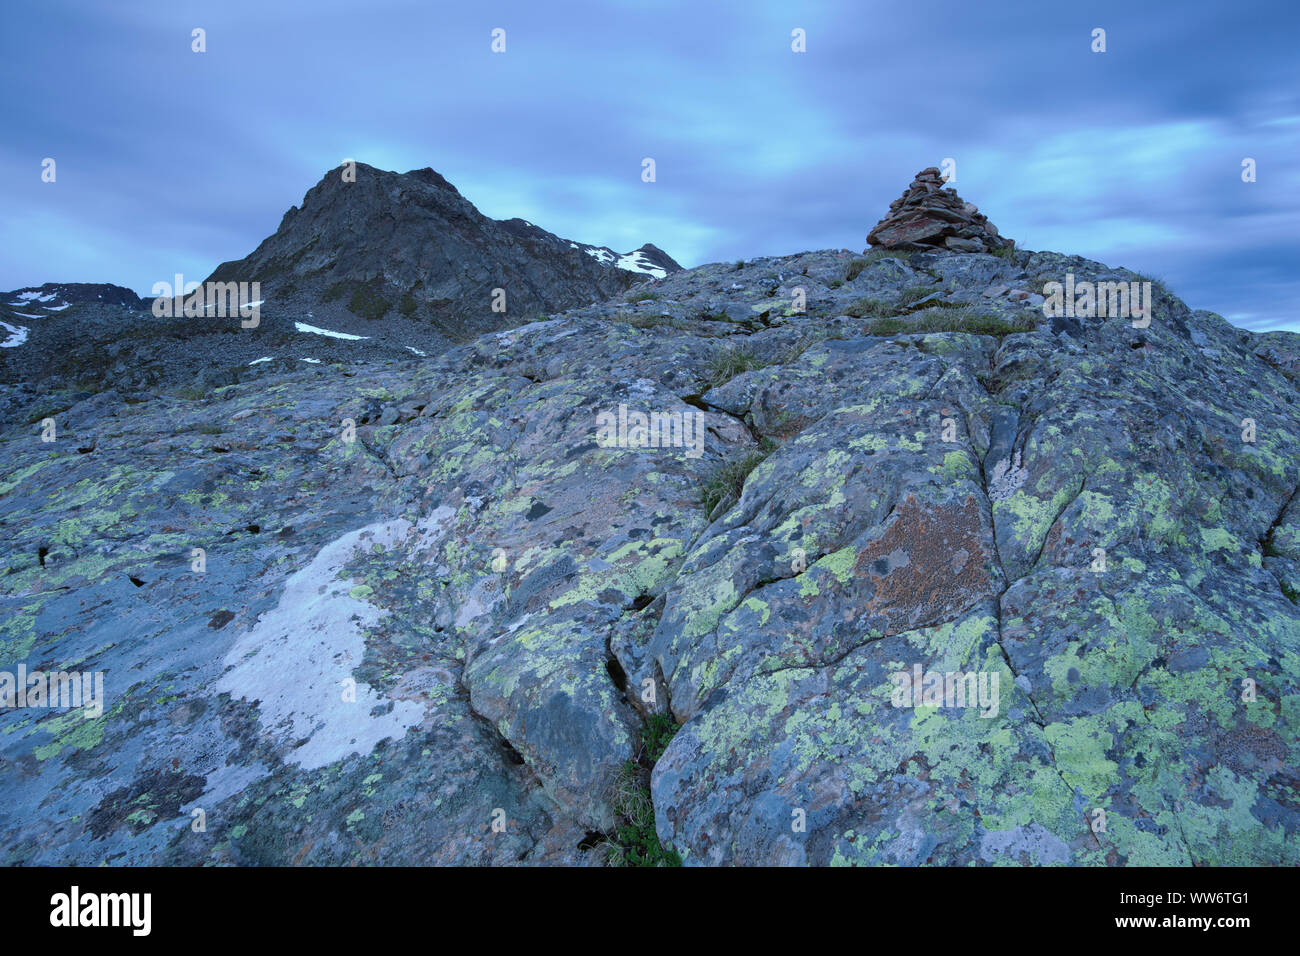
2;0;1297;330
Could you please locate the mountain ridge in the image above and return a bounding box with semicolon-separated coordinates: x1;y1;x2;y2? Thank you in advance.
205;162;682;342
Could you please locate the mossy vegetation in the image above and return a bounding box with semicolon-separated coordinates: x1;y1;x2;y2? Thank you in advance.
603;714;682;866
348;281;392;321
320;279;392;320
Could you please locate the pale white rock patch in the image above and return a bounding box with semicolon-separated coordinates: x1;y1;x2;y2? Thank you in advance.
215;511;454;770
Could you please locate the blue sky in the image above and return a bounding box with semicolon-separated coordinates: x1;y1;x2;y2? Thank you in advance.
2;0;1297;331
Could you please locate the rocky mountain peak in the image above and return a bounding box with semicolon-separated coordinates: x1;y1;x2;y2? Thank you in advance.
205;163;681;346
868;167;1012;254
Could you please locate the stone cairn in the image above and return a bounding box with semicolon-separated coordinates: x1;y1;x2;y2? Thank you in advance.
867;167;1013;254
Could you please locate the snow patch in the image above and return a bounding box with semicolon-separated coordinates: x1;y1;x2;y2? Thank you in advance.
616;251;667;279
294;321;369;341
405;346;427;356
582;246;668;279
301;357;321;364
248;356;273;366
0;321;29;347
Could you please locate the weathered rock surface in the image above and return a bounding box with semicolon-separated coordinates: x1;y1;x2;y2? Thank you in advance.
2;243;1298;866
869;168;1013;254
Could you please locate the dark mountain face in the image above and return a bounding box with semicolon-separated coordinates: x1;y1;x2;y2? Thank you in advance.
205;163;681;343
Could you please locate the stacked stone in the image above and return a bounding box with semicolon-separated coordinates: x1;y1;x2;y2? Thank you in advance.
867;167;1013;253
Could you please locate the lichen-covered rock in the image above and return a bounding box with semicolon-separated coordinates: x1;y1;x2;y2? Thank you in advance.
2;243;1297;866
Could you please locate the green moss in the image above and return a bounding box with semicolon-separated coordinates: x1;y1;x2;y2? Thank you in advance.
349;281;391;321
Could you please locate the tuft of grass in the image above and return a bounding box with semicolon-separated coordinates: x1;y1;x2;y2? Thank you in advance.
625;289;659;303
761;408;810;441
990;244;1016;261
845;297;895;319
1029;273;1065;296
609;311;686;330
602;715;682;867
701;449;768;515
1131;272;1172;300
846;248;922;279
862;247;917;265
779;329;831;364
706;345;764;387
866;306;1037;337
898;284;937;308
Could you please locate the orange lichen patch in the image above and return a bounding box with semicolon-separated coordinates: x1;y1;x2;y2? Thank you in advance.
851;492;996;632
